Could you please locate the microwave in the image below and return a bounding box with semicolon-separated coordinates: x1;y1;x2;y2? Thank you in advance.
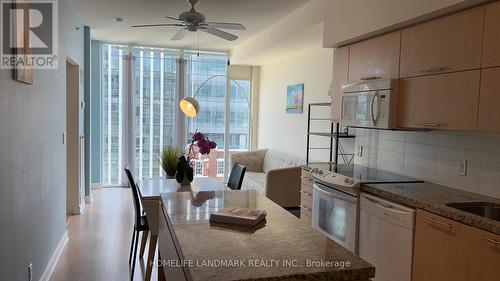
340;79;399;129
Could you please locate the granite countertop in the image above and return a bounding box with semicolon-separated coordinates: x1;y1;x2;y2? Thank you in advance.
160;190;375;281
363;182;500;235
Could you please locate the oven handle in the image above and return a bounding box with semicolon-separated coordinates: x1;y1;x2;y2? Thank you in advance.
313;184;358;204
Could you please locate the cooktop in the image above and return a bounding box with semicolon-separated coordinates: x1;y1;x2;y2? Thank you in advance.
306;164;422;184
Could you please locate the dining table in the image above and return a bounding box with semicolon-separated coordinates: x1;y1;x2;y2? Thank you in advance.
136;176;226;281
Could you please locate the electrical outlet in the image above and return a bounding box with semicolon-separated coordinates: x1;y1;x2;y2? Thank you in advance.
357;145;364;157
28;263;32;281
457;160;467;176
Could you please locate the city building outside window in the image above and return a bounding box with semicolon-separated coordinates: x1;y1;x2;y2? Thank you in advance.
216;159;224;177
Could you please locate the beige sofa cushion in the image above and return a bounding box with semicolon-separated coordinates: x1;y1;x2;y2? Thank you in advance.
262;150;305;173
230;149;267;172
241;172;267;195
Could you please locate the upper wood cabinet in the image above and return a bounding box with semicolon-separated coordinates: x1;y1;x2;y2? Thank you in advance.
400;7;484;78
348;31;400;83
482;1;500;68
467;226;500;281
330;46;349;122
412;209;469;281
478;67;500;132
398;70;480;130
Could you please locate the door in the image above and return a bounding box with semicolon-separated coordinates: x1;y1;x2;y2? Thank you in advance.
412;209;469;281
348;31;400;83
66;60;84;215
400;7;484;78
397;70;480;130
331;46;349;122
312;183;358;252
467;226;500;281
482;1;500;68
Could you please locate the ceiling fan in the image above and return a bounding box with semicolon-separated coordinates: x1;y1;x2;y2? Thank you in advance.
131;0;246;41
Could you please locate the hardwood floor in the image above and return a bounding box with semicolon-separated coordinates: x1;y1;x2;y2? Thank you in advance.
50;188;158;281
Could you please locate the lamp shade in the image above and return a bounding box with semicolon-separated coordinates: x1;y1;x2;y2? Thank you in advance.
180;97;200;117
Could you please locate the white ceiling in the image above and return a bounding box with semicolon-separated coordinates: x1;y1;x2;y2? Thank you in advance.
74;0;311;52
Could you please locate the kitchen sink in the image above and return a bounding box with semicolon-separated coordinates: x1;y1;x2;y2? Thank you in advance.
446;202;500;222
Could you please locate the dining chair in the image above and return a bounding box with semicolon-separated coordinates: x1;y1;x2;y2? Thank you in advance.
227;163;246;190
124;167;149;280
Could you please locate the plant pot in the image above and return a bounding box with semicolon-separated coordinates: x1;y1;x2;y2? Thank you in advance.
176;166;194;186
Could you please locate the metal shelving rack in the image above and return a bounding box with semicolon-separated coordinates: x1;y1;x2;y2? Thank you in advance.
306;103;355;169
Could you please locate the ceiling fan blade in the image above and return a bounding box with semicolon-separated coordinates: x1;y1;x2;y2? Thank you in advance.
171;28;189;40
200;27;238;41
131;23;183;28
205;22;246;30
165;16;181;21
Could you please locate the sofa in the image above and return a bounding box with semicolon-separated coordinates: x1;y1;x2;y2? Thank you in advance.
229;149;305;208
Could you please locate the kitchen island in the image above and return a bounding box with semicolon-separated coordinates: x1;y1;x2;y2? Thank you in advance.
158;189;375;281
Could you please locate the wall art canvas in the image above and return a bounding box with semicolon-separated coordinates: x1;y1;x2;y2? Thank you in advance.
286;83;304;113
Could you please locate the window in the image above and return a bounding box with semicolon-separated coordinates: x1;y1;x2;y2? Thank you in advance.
194;160;204;176
133;48;178;181
216;159;224;177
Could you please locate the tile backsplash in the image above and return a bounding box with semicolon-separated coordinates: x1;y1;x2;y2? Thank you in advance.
354;129;500;199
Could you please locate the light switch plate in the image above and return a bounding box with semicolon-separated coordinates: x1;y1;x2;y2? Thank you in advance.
457;160;467;176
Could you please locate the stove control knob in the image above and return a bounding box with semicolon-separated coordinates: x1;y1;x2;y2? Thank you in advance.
344;178;350;184
349;179;355;185
310;168;319;174
318;170;324;175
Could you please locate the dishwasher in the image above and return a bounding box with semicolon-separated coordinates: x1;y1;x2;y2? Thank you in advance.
359;193;415;281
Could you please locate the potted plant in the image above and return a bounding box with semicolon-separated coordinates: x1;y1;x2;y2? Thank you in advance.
160;145;181;178
176;131;217;185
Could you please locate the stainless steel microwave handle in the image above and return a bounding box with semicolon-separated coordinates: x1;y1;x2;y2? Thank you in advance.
313;184;357;204
370;92;379;126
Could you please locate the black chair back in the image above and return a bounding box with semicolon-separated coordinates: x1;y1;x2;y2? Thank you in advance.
124;167;141;228
227;163;246;190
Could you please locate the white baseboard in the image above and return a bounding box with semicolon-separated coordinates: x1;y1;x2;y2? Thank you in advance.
91;183;102;189
39;230;68;281
85;194;92;203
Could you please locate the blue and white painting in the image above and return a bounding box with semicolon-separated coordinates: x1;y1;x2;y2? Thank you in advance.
286;83;304;113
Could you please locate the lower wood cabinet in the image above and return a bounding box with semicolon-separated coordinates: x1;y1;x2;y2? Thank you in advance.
413;209;500;281
300;169;314;223
467;227;500;281
413;209;469;281
397;70;480;131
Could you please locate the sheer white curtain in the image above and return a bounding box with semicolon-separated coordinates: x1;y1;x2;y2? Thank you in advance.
121;53;136;185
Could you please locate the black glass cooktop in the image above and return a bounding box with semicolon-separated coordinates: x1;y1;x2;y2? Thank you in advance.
306;164;423;184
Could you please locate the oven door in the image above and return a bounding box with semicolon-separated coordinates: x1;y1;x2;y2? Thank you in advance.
340;90;392;129
312;183;358;252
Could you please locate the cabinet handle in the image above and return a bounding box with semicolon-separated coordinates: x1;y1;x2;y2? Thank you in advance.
301;176;313;181
420;66;446;73
299;205;311;212
361;76;381;81
423;216;453;230
300;191;312;196
421;123;441;127
482;237;500;246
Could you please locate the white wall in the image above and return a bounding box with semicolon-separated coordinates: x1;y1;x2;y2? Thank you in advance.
355;129;500;199
257;46;333;160
0;0;84;280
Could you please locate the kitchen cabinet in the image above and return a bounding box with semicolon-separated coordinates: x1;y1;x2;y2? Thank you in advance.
300;169;314;223
397;70;480;130
348;31;400;83
467;227;500;281
482;1;500;68
478;68;500;132
330;46;349;122
400;7;484;78
412;209;469;281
